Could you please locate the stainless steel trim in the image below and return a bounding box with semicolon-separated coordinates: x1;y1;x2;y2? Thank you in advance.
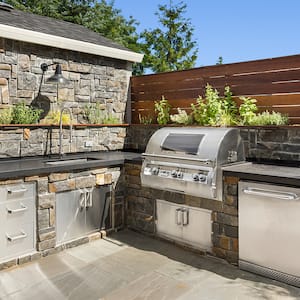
243;187;299;200
6;203;27;214
146;160;213;171
6;231;27;242
239;260;300;288
7;188;27;194
142;153;213;164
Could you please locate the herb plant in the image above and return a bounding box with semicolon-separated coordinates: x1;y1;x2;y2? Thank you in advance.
154;96;171;125
12;102;42;124
84;103;120;124
139;114;153;124
41;110;71;125
170;108;192;125
238;97;258;125
0;108;13;124
247;111;288;126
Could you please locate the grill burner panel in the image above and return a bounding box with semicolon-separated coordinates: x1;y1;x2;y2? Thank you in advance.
141;127;245;201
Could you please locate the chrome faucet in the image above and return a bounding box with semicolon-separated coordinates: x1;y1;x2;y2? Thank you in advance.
59;107;73;158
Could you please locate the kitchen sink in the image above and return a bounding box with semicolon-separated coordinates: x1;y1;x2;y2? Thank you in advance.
45;157;102;165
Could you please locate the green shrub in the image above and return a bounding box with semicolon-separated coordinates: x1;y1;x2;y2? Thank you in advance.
0;108;13;124
191;85;238;126
170;108;192;125
247;111;288;126
84;103;120;124
238;97;258;125
154;96;171;125
12;102;42;124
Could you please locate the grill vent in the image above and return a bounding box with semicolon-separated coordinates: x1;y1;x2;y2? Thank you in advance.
0;2;14;12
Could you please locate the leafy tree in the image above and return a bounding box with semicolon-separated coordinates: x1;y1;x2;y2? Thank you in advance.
140;1;198;73
216;56;223;65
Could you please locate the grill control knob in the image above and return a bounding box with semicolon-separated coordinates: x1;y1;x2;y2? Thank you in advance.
192;174;199;181
171;170;177;177
199;174;206;182
177;171;183;179
152;167;159;175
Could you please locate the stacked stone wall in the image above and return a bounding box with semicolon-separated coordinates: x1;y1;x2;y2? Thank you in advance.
0;38;131;123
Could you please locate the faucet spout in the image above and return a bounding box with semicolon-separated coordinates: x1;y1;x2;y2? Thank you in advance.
59;107;73;158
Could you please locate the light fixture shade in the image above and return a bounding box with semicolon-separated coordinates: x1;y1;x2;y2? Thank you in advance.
46;64;69;84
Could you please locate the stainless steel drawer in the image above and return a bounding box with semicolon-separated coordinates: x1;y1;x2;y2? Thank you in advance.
0;183;35;203
0;198;35;226
0;182;36;263
0;222;35;261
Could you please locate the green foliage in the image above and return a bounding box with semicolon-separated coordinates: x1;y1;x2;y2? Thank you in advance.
152;85;288;126
191;84;237;126
84;102;104;124
216;56;223;65
239;97;258;125
41;110;71;125
247;111;288;126
12;102;42;124
141;1;198;73
138;114;153;125
170;108;192;125
102;114;120;124
84;103;120;124
154;96;171;125
0;108;13;124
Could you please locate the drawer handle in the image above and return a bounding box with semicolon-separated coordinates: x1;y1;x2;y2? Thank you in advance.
6;231;27;242
243;188;299;200
6;203;27;214
7;188;28;194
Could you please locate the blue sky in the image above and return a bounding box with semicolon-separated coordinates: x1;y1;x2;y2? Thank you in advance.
113;0;300;67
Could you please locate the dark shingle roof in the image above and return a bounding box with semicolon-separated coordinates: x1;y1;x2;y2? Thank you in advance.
0;5;130;52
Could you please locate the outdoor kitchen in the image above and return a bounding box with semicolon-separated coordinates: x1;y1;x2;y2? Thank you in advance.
0;2;300;299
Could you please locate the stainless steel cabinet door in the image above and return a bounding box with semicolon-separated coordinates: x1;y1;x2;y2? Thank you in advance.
156;199;212;251
56;190;86;244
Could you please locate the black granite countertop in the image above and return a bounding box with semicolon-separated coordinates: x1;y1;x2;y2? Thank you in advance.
0;151;142;180
223;162;300;187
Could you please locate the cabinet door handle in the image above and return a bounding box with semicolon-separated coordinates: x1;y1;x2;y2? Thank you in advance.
243;188;299;200
175;208;182;225
7;203;27;214
182;208;189;226
7;188;27;194
6;231;27;242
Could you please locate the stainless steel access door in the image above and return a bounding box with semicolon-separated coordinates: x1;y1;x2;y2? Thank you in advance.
239;181;300;287
56;185;111;244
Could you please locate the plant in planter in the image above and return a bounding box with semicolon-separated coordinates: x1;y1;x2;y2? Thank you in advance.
84;103;120;124
0;107;13;124
238;96;258;125
40;110;72;125
154;96;171;125
139;114;153;124
12;102;42;124
170;108;192;125
246;110;288;126
191;84;238;126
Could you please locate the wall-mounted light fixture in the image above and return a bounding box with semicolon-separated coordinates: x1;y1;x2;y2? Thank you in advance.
40;63;69;84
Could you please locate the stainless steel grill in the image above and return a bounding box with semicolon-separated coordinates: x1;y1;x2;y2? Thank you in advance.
141;127;244;201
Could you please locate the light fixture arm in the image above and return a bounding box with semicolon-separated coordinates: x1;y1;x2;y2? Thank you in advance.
40;62;69;84
40;63;57;72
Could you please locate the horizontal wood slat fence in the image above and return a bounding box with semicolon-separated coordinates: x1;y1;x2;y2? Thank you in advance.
130;54;300;124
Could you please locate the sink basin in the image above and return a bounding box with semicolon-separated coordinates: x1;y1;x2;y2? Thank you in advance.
45;157;101;166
